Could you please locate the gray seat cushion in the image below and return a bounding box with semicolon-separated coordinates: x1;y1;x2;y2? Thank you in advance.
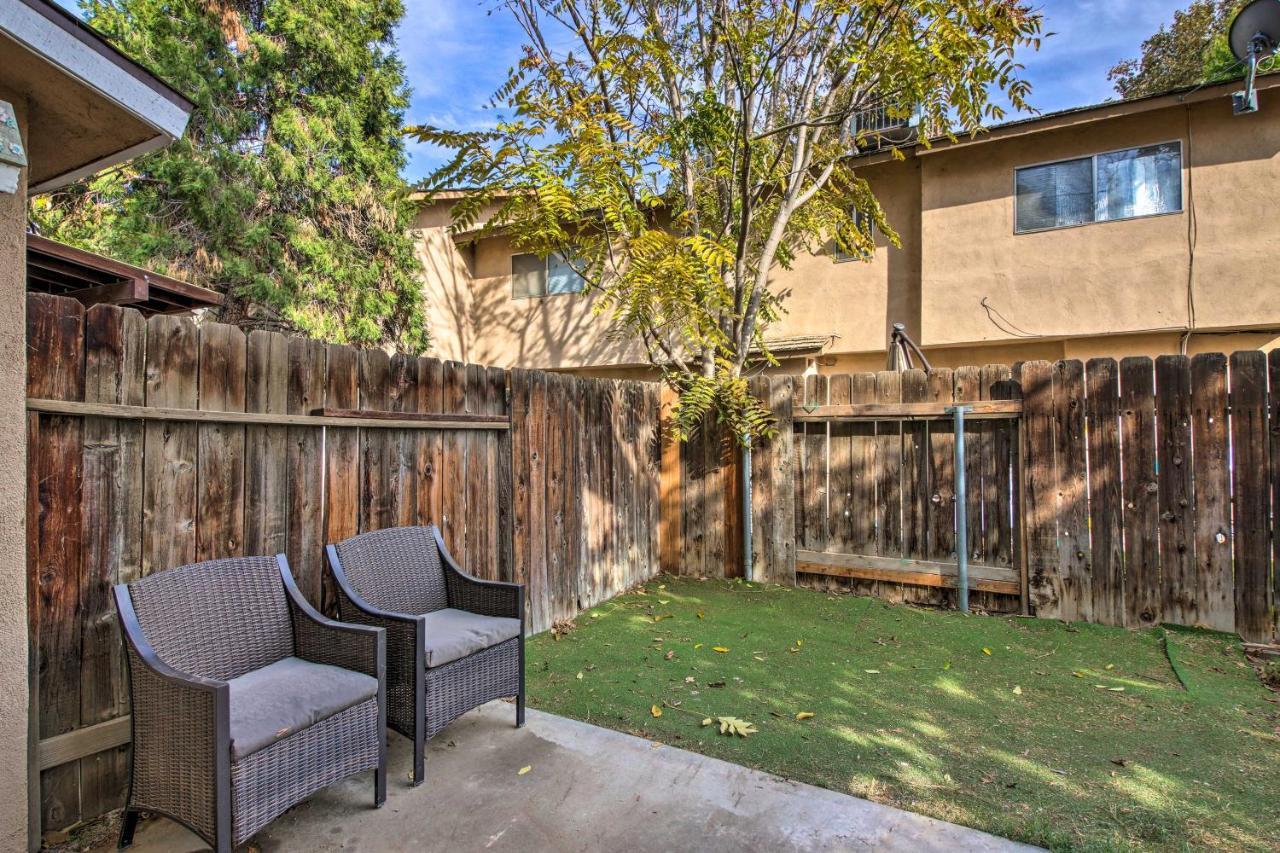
423;608;520;668
228;657;378;759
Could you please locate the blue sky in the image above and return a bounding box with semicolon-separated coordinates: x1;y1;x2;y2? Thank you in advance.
58;0;1195;183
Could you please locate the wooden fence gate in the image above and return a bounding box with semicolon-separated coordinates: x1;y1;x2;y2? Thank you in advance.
791;368;1025;613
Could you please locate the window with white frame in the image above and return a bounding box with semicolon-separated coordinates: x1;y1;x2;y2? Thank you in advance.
1014;141;1182;233
511;252;587;298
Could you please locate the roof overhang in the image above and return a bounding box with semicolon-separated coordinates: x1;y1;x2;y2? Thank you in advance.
0;0;193;192
26;234;222;315
850;75;1280;167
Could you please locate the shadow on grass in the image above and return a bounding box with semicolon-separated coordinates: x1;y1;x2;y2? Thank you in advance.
527;577;1280;852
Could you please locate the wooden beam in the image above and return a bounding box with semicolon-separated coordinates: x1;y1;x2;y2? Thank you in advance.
27;398;510;430
65;278;149;308
314;407;508;425
793;400;1023;422
796;548;1021;595
37;716;130;771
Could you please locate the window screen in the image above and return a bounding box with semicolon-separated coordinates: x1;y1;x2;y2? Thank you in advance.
1014;157;1093;232
512;253;547;298
1095;142;1182;221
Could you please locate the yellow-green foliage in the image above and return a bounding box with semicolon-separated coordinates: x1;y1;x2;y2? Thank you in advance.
415;0;1043;441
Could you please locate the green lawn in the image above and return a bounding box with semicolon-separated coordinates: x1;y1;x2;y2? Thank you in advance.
526;576;1280;852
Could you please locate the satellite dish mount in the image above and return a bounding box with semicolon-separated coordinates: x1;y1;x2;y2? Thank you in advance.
1229;0;1280;114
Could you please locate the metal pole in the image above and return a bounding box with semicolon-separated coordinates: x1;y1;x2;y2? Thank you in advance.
946;405;972;612
742;436;753;582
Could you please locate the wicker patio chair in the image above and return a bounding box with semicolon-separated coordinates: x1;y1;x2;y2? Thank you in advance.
112;555;387;853
326;524;524;786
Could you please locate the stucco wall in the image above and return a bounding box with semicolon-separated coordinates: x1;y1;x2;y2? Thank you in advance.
414;158;921;370
413;205;647;370
0;85;30;850
919;89;1280;348
415;89;1280;375
766;158;922;354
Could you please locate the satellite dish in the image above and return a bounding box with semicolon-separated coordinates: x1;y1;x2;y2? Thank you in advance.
1228;0;1280;114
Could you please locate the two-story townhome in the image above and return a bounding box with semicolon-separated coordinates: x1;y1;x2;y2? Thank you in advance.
410;76;1280;379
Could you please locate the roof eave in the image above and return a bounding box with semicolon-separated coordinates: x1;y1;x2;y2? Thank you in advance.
2;0;193;191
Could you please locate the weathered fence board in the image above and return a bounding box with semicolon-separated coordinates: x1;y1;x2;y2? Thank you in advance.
1085;358;1123;626
1190;353;1233;631
1230;351;1271;641
26;295;659;835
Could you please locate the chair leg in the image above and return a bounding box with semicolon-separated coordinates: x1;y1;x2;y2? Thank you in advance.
375;760;387;807
117;808;140;849
516;690;526;728
412;727;425;787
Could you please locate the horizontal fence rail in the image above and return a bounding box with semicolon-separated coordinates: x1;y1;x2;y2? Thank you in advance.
26;398;511;429
25;293;659;836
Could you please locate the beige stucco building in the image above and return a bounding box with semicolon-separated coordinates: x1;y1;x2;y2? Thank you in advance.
412;76;1280;377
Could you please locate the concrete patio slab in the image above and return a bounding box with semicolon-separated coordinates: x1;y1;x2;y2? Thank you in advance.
108;702;1035;852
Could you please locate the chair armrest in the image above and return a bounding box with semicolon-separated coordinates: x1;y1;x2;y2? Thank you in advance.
279;556;386;681
433;528;525;623
113;584;229;840
325;545;426;692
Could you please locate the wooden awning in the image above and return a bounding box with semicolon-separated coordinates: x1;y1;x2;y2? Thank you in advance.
25;234;222;315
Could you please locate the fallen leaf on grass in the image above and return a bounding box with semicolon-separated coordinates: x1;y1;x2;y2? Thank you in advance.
942;661;952;670
795;711;815;721
1072;671;1085;678
982;647;992;656
693;643;704;649
684;676;695;683
697;610;705;619
651;705;662;717
864;669;881;674
712;646;730;653
576;671;583;680
753;655;766;662
712;716;758;737
1110;757;1128;767
517;766;531;776
589;612;601;619
707;680;726;688
1105;663;1115;670
1012;685;1022;695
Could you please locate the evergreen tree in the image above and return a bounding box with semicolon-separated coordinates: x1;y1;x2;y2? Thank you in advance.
31;0;426;351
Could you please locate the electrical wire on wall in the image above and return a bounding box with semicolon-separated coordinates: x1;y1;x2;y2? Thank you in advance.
1180;101;1199;354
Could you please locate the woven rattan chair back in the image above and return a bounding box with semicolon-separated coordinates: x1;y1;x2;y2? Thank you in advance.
332;525;448;615
125;556;294;681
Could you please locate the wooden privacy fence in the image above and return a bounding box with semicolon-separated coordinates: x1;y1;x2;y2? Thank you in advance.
25;293;659;835
673;356;1278;644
